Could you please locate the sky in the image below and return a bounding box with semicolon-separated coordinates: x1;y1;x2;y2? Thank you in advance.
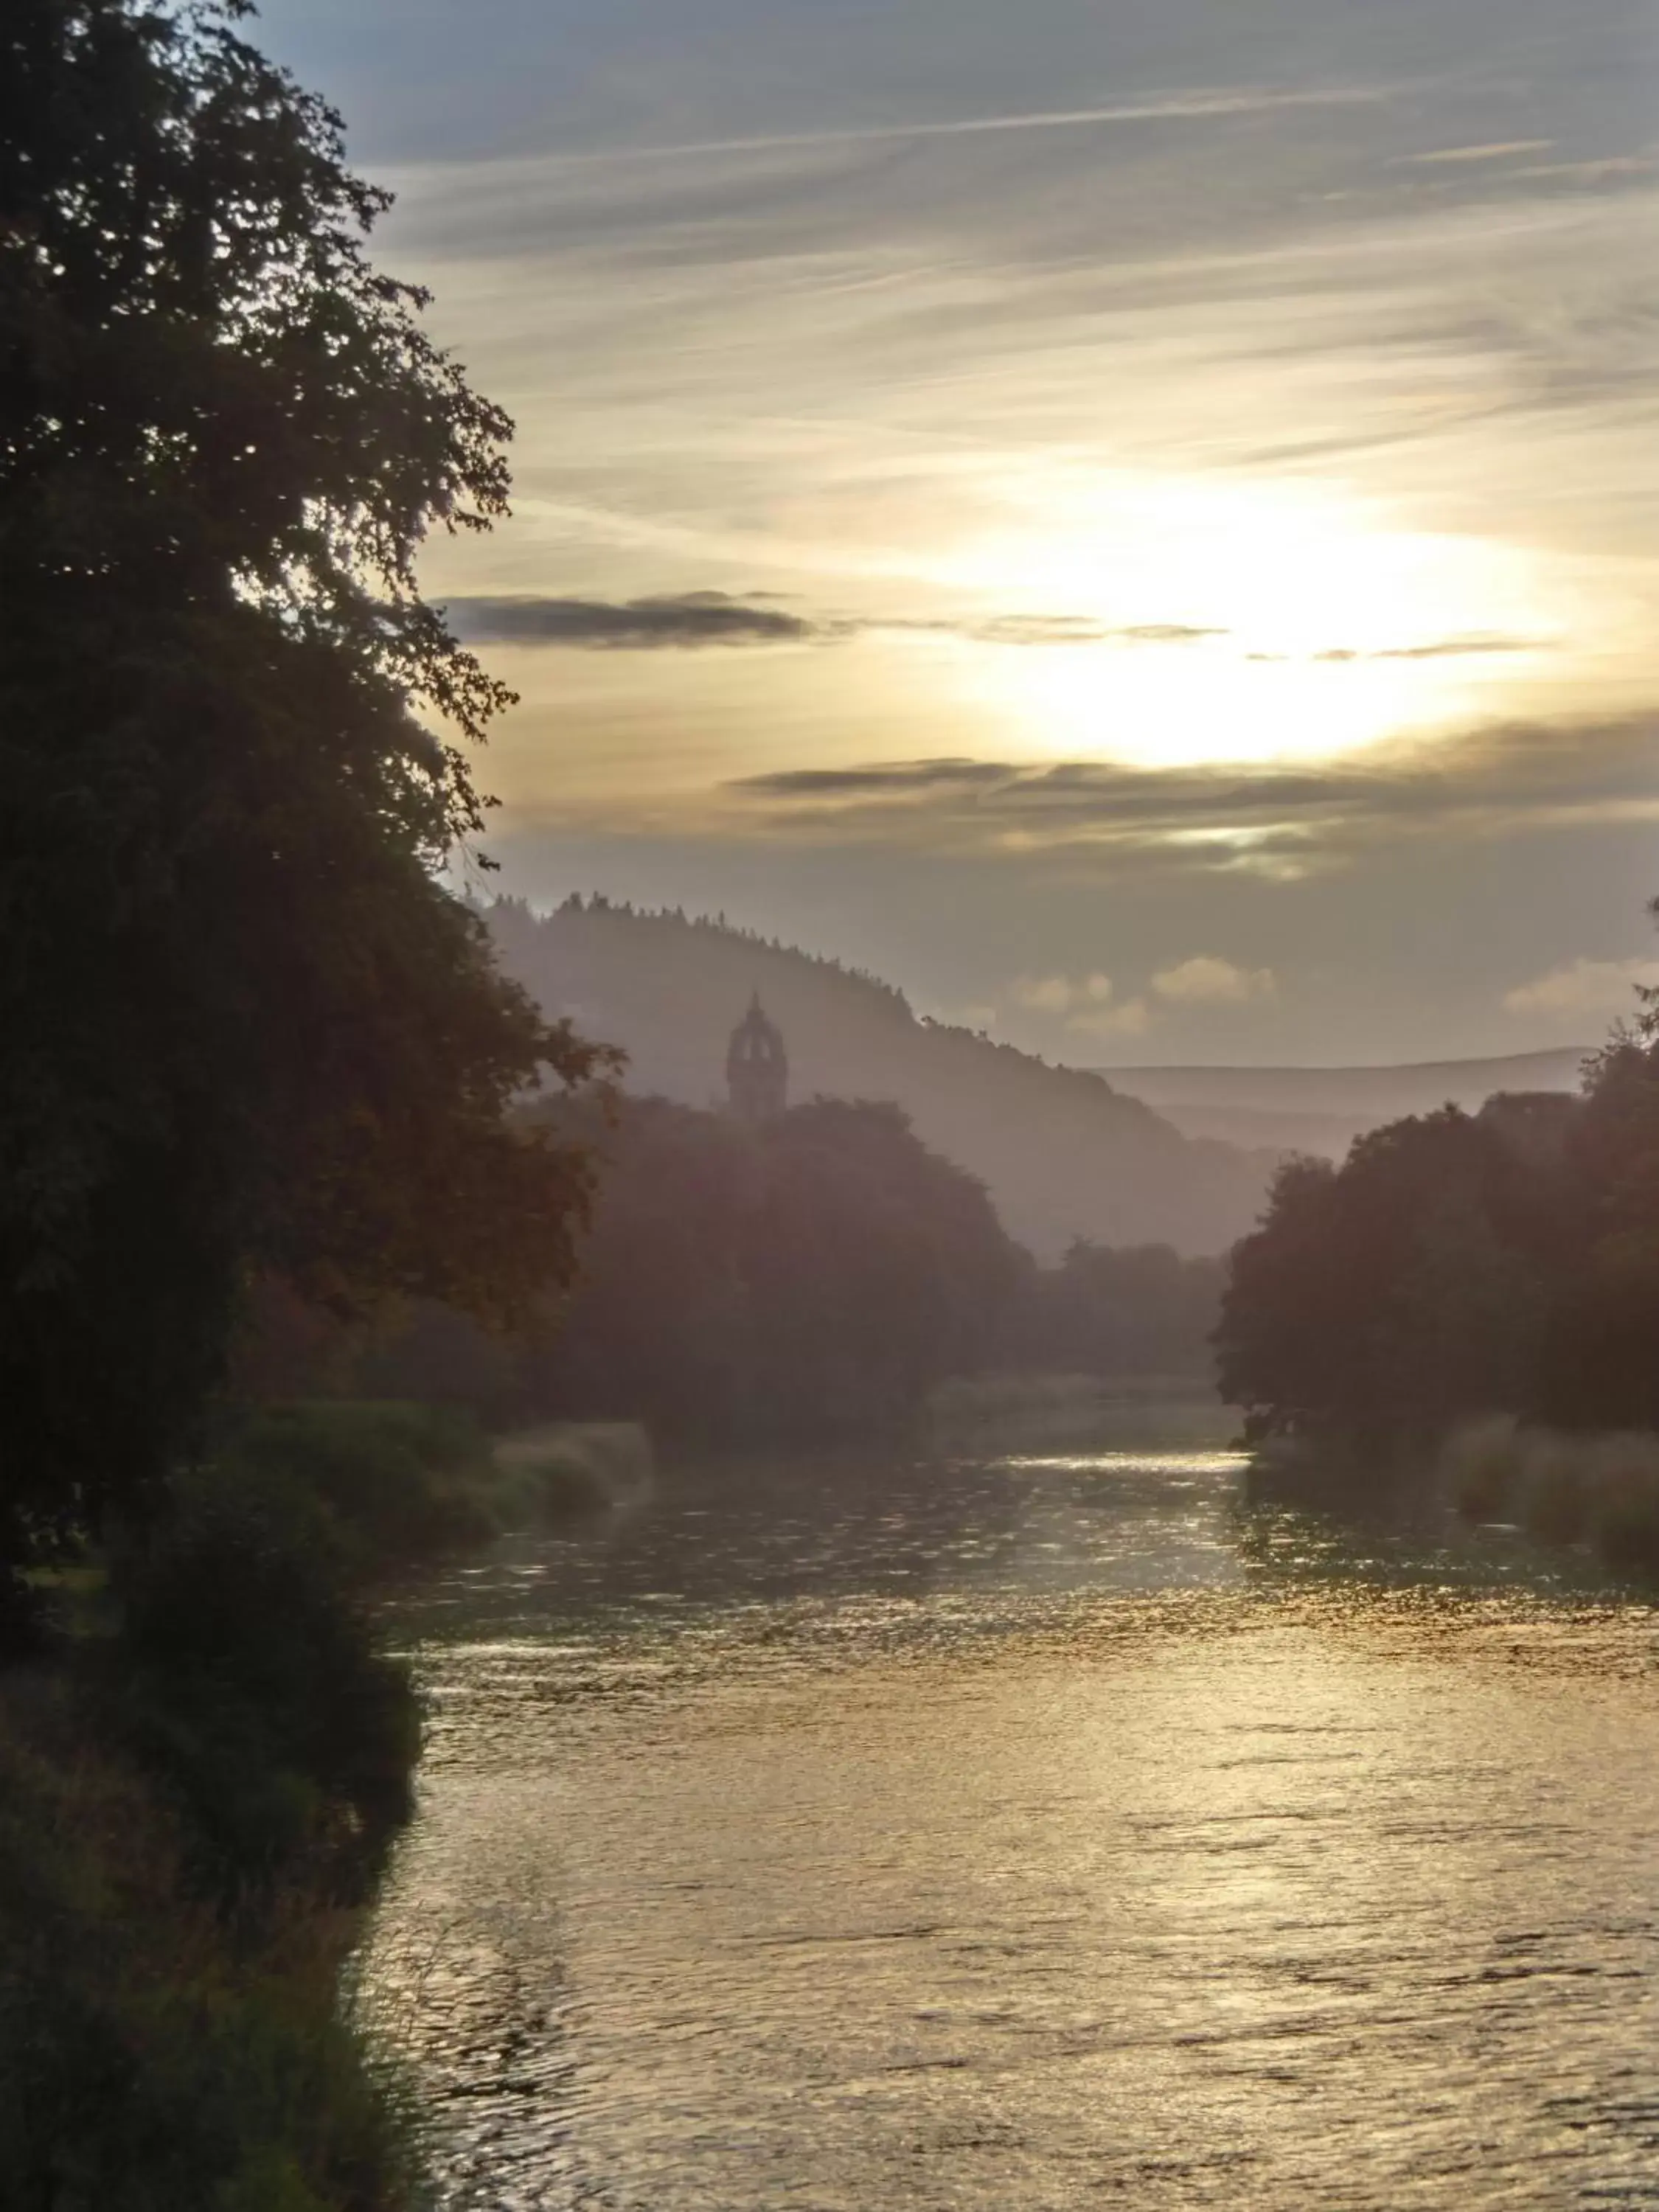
258;0;1659;1065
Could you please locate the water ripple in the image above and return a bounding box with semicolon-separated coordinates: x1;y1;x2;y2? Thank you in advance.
364;1441;1659;2209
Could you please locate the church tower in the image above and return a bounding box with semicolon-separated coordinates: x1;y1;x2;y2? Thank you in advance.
726;992;788;1124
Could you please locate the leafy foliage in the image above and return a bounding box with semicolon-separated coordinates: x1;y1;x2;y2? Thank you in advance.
0;0;607;1561
1217;1107;1567;1457
244;1099;1230;1441
1217;1001;1659;1466
529;1095;1023;1444
111;1448;421;1904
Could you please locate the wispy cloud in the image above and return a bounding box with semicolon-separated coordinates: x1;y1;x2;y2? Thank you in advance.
961;617;1226;647
1503;956;1659;1022
1509;154;1659;186
1301;636;1549;664
1398;142;1556;168
467;85;1395;177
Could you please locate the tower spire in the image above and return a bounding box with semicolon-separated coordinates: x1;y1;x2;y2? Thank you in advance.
726;992;788;1124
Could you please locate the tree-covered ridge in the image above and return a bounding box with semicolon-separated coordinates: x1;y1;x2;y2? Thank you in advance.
497;893;919;1018
488;894;1275;1260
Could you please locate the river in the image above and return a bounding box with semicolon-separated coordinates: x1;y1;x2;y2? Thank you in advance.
363;1419;1659;2209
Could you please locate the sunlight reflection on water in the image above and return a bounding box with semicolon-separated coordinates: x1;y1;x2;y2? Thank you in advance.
364;1442;1659;2210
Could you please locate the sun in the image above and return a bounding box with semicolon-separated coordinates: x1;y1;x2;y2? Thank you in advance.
925;475;1554;768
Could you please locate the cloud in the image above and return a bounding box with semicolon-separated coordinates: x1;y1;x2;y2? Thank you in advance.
453;86;1396;178
1009;970;1172;1037
1066;996;1154;1039
1398;142;1556;168
1152;955;1278;1004
753;758;1010;795
1244;637;1548;665
1014;975;1075;1013
1012;972;1115;1014
446;596;1234;655
1509;155;1659;187
958;617;1225;649
1308;636;1547;664
445;593;819;649
726;714;1659;876
1503;956;1659;1022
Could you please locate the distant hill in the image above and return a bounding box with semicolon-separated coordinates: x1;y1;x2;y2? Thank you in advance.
1100;1049;1590;1159
488;897;1275;1259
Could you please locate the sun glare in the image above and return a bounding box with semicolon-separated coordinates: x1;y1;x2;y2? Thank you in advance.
931;476;1553;768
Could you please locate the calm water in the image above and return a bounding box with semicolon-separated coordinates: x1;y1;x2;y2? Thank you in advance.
364;1431;1659;2210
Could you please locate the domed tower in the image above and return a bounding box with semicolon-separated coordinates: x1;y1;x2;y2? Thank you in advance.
727;992;788;1124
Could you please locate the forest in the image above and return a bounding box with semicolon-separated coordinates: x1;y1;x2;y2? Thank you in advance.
1218;989;1659;1566
249;1093;1227;1441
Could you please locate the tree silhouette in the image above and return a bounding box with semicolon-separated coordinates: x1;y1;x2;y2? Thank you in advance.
0;0;605;1559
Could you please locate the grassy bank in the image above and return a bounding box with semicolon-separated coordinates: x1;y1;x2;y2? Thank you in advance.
0;1400;611;2212
1445;1417;1659;1576
1237;1412;1659;1584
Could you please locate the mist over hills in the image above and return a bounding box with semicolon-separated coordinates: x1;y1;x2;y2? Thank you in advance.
1102;1049;1590;1158
488;897;1275;1259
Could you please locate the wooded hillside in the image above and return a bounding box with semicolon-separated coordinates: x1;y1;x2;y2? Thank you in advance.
490;897;1274;1257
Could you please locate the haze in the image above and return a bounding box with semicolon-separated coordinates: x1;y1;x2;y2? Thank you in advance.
258;0;1659;1064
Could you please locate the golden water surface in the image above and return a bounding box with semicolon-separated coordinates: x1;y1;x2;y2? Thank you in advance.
364;1440;1659;2209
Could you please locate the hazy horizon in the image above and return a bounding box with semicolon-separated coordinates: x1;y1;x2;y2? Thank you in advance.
258;0;1659;1065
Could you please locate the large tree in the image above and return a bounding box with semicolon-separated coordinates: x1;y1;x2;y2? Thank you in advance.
0;0;604;1559
1216;1108;1566;1461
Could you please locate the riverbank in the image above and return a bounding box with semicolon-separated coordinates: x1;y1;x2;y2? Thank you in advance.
1445;1416;1659;1575
0;1401;622;2211
1241;1414;1659;1587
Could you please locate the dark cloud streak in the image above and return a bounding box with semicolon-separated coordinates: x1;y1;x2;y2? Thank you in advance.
446;591;819;649
451;594;1526;665
726;716;1659;874
445;593;1235;653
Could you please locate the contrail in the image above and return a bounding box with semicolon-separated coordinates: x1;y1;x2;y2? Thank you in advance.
492;86;1392;173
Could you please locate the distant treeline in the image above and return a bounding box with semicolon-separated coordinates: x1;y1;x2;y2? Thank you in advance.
246;1095;1225;1443
501;891;918;1018
1218;1029;1659;1464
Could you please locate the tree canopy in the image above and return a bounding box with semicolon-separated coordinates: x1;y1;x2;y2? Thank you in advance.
1216;1016;1659;1464
497;1094;1023;1445
0;0;605;1558
253;1093;1227;1447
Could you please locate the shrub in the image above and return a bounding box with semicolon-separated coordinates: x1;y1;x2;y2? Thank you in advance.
1441;1416;1522;1521
1444;1418;1659;1580
1515;1436;1592;1546
1592;1449;1659;1575
221;1401;500;1571
0;1677;419;2212
110;1455;420;1904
